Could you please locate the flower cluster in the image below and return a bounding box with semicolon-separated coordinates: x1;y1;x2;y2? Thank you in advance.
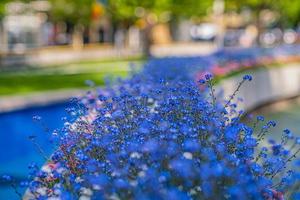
3;47;300;199
3;58;296;200
146;45;300;79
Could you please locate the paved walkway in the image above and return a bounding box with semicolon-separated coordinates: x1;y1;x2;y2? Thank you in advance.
0;42;216;67
151;42;216;57
0;89;85;113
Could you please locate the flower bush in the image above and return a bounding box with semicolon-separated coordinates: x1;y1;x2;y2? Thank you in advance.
3;47;300;199
147;45;300;79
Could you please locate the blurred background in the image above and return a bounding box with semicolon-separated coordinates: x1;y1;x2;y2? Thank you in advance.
1;0;300;199
1;0;300;59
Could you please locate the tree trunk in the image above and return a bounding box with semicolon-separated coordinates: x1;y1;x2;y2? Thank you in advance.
141;24;153;57
72;24;84;50
255;12;262;46
0;21;8;53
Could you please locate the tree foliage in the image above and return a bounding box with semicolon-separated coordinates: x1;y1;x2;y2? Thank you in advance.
0;0;10;18
0;0;33;18
106;0;213;24
277;0;300;27
48;0;94;26
225;0;300;27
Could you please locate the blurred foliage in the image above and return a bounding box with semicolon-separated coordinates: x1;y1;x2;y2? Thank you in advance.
226;0;273;11
0;0;32;18
0;0;299;28
277;0;300;27
0;0;9;18
49;0;94;26
106;0;213;25
46;0;300;28
226;0;300;27
38;0;213;27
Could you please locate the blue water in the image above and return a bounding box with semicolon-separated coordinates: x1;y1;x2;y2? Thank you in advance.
0;102;68;199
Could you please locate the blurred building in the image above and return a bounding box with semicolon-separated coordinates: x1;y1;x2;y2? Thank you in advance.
0;0;114;53
0;0;51;53
0;0;298;57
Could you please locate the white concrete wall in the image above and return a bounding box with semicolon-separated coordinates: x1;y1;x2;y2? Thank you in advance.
218;63;300;112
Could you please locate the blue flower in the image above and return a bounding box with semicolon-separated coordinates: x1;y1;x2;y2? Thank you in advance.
21;53;300;200
257;115;265;121
1;175;12;182
243;74;252;81
205;73;213;81
198;79;206;84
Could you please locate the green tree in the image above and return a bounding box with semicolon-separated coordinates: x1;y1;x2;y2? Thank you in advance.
106;0;213;55
0;0;10;19
49;0;94;26
0;4;5;19
225;0;300;46
48;0;95;47
225;0;300;28
107;0;212;24
277;0;300;27
0;0;33;18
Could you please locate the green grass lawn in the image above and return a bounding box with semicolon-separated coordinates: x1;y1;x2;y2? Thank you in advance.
0;58;144;96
